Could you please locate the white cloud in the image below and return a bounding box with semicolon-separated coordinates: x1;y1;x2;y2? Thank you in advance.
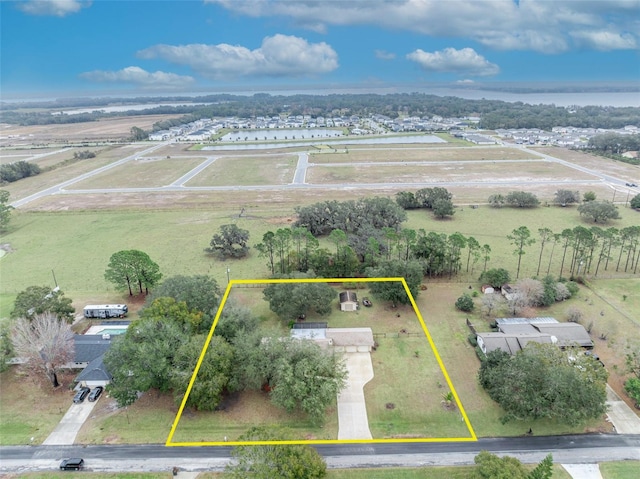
137;34;338;79
570;30;637;50
407;47;499;76
375;50;396;60
207;0;640;54
17;0;91;17
80;67;195;88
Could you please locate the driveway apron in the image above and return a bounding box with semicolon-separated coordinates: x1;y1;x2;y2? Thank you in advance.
337;351;374;440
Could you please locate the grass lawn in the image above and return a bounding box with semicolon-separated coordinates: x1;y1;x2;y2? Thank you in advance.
310;145;534;164
600;461;640;479
185;155;298;186
307;161;595;185
70;157;205;189
0;369;74;445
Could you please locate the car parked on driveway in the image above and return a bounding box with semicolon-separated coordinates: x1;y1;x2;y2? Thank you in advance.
60;458;84;470
88;386;103;402
72;387;90;404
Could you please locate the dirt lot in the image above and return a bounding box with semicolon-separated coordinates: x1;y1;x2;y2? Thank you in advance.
0;115;180;144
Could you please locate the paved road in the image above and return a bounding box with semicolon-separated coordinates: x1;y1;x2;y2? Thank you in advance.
1;435;639;473
169;156;218;186
292;152;309;184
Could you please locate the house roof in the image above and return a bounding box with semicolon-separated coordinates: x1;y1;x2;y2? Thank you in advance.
75;355;112;382
326;328;374;347
496;317;559;325
73;335;112;363
477;332;553;355
339;291;358;303
533;323;593;347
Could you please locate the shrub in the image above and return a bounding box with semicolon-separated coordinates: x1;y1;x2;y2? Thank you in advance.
624;378;640;407
455;293;474;312
566;281;580;296
566;307;584;323
468;333;478;347
555;282;571;301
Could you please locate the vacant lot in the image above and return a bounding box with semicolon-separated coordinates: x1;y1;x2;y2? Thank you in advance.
532;146;640;182
185;155;297;186
307;159;595;184
0;115;181;144
310;146;534;164
1;144;151;201
70;157;205;189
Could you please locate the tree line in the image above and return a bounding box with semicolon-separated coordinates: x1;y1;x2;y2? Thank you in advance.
3;92;638;130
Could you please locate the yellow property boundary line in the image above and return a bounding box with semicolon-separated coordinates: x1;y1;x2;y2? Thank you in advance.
166;277;477;446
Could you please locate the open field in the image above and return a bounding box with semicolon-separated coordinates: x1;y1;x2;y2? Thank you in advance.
310;145;534;163
70;157;205;189
185;154;298;186
0;369;74;445
0;144;151;201
0;115;181;145
307;159;595;184
531;146;640;182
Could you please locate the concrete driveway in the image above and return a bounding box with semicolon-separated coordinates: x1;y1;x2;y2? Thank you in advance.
337;352;374;440
42;398;98;445
606;384;640;434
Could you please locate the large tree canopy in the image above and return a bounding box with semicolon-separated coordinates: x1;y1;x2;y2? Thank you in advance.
478;344;608;425
104;249;162;296
11;285;75;322
577;200;620;223
104;317;187;406
263;282;336;320
145;275;221;333
206;224;250;259
11;313;74;388
365;259;423;306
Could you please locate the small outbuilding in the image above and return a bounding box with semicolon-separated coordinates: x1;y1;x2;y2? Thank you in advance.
339;291;359;311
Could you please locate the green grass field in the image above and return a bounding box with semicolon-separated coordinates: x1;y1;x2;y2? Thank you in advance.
70;157;205;189
185;155;297;186
310;145;536;164
600;461;640;479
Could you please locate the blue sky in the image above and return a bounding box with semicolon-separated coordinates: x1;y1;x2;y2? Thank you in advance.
1;0;639;98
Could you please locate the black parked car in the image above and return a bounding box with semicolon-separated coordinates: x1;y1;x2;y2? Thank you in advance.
72;387;90;404
88;386;103;402
60;458;84;470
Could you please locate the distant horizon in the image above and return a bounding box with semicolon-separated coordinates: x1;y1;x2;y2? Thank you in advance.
3;80;640;108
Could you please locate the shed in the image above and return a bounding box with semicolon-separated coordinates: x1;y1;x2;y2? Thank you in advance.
339;291;359;311
481;285;495;294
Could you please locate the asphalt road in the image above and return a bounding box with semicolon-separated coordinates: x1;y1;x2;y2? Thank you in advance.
1;434;639;473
